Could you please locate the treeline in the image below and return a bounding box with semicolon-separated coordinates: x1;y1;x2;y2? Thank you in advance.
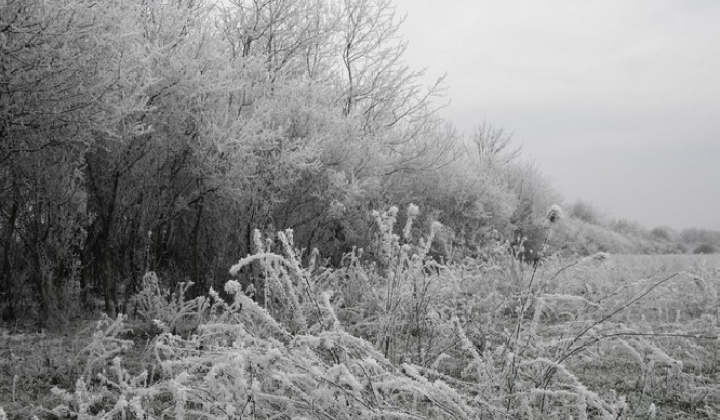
555;200;720;255
658;227;720;254
0;0;563;328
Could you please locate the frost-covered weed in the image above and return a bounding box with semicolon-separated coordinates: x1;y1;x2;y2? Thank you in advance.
126;271;210;336
39;207;720;419
48;259;487;418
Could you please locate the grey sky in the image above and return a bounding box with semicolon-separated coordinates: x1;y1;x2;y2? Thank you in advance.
393;0;720;231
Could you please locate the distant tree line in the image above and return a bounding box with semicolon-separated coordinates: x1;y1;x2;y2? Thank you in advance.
559;200;719;255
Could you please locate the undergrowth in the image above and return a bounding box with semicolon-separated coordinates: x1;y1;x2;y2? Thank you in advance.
1;205;718;419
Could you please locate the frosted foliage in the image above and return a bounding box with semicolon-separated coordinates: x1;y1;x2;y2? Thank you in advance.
41;212;720;419
53;213;720;419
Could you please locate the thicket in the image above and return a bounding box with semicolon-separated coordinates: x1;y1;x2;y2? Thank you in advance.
0;0;565;328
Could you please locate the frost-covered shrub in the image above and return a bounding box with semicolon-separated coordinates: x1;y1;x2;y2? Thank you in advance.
49;270;489;418
125;271;210;337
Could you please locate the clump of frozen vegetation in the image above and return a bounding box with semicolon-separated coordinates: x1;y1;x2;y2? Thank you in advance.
33;204;719;419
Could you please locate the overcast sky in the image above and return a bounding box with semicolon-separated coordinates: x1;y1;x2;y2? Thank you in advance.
392;0;720;231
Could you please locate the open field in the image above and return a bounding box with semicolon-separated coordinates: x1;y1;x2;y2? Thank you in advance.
535;254;720;417
1;250;718;419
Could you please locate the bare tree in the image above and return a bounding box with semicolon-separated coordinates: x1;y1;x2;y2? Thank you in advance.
470;122;520;165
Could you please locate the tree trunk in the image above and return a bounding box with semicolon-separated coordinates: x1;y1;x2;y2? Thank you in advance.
0;180;20;322
192;202;204;294
82;167;120;315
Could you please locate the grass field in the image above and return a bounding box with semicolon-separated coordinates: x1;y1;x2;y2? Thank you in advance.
1;251;718;419
535;254;720;418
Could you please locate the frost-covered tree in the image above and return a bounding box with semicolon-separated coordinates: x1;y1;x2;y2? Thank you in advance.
0;0;124;324
0;0;563;325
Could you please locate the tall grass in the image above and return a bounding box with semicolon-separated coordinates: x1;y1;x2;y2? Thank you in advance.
2;205;718;419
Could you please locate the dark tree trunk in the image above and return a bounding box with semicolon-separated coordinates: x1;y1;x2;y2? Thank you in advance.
82;167;120;317
192;202;204;294
0;180;20;322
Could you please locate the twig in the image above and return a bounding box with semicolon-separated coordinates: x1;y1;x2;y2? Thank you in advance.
563;272;680;357
538;272;681;412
